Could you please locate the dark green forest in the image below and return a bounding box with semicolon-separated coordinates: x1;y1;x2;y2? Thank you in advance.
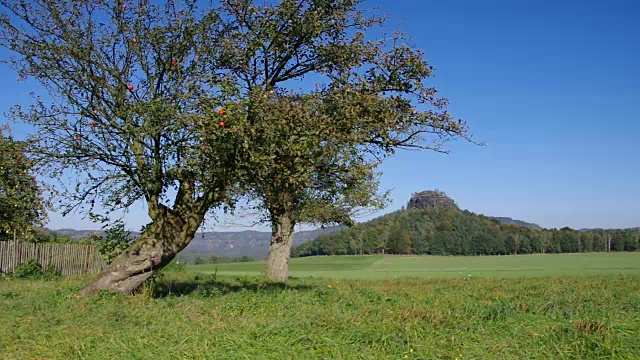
292;207;640;257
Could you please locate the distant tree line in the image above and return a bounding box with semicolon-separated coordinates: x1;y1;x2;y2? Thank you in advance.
1;228;81;244
192;256;256;265
28;230;75;244
292;208;640;257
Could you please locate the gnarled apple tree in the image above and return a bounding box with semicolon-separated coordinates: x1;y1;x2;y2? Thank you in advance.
0;0;240;294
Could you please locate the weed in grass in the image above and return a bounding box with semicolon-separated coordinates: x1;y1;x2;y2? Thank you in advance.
11;259;62;280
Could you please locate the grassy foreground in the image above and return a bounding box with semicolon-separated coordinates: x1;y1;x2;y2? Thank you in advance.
190;252;640;279
1;272;640;359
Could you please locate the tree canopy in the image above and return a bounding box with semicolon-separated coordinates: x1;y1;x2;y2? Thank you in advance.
0;0;244;293
0;126;47;241
213;0;473;280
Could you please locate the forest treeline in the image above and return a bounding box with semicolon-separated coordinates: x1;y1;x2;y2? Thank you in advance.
292;208;640;257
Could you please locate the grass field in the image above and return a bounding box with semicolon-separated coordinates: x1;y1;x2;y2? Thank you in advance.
1;253;640;359
190;252;640;279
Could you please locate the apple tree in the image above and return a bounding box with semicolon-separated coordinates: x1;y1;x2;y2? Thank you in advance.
0;0;241;294
242;91;389;280
215;0;474;281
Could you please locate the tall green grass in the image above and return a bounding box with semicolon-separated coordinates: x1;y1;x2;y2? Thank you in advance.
1;272;639;359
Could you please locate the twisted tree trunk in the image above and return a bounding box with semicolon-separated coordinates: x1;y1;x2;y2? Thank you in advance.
266;214;295;282
81;206;202;296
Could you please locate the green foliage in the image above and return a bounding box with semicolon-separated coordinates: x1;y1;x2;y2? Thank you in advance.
29;229;73;244
95;222;134;264
0;127;47;241
143;271;165;296
293;208;640;257
0;1;238;221
0;272;639;358
11;259;42;279
12;259;61;280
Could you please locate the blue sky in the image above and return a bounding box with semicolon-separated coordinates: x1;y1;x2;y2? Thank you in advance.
2;0;639;231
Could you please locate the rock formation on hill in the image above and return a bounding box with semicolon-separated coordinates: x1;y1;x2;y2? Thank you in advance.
407;190;456;210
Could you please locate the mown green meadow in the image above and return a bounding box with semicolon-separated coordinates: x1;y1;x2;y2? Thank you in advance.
1;253;639;359
191;252;640;279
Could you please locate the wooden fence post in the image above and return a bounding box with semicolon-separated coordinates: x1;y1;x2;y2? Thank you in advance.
83;246;90;274
12;237;18;271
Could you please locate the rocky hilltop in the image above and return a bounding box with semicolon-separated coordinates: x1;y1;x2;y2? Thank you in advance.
406;190;540;229
407;190;456;210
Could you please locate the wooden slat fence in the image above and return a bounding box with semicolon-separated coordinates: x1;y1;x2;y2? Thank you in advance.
0;241;106;276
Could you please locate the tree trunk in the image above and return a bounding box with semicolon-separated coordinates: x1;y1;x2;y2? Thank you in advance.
266;214;295;282
81;207;202;296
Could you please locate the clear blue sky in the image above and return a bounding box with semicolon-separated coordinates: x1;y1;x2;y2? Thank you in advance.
2;0;639;231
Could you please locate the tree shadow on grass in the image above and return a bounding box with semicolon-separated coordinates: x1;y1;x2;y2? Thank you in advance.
151;273;316;298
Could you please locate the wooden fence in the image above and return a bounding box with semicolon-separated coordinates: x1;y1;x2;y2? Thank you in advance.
0;241;106;276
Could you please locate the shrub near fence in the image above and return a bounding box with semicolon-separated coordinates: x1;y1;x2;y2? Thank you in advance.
0;241;106;276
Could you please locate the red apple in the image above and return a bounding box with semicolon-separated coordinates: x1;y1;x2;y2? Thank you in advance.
121;4;127;9
75;135;81;141
89;121;97;127
131;38;137;43
92;109;98;115
217;108;226;116
219;121;225;127
171;61;178;67
127;84;134;91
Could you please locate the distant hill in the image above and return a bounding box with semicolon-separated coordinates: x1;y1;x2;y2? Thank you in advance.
294;207;547;257
293;190;640;257
179;227;341;260
53;229;116;239
51;226;341;260
405;190;541;230
44;188;638;259
487;217;541;230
